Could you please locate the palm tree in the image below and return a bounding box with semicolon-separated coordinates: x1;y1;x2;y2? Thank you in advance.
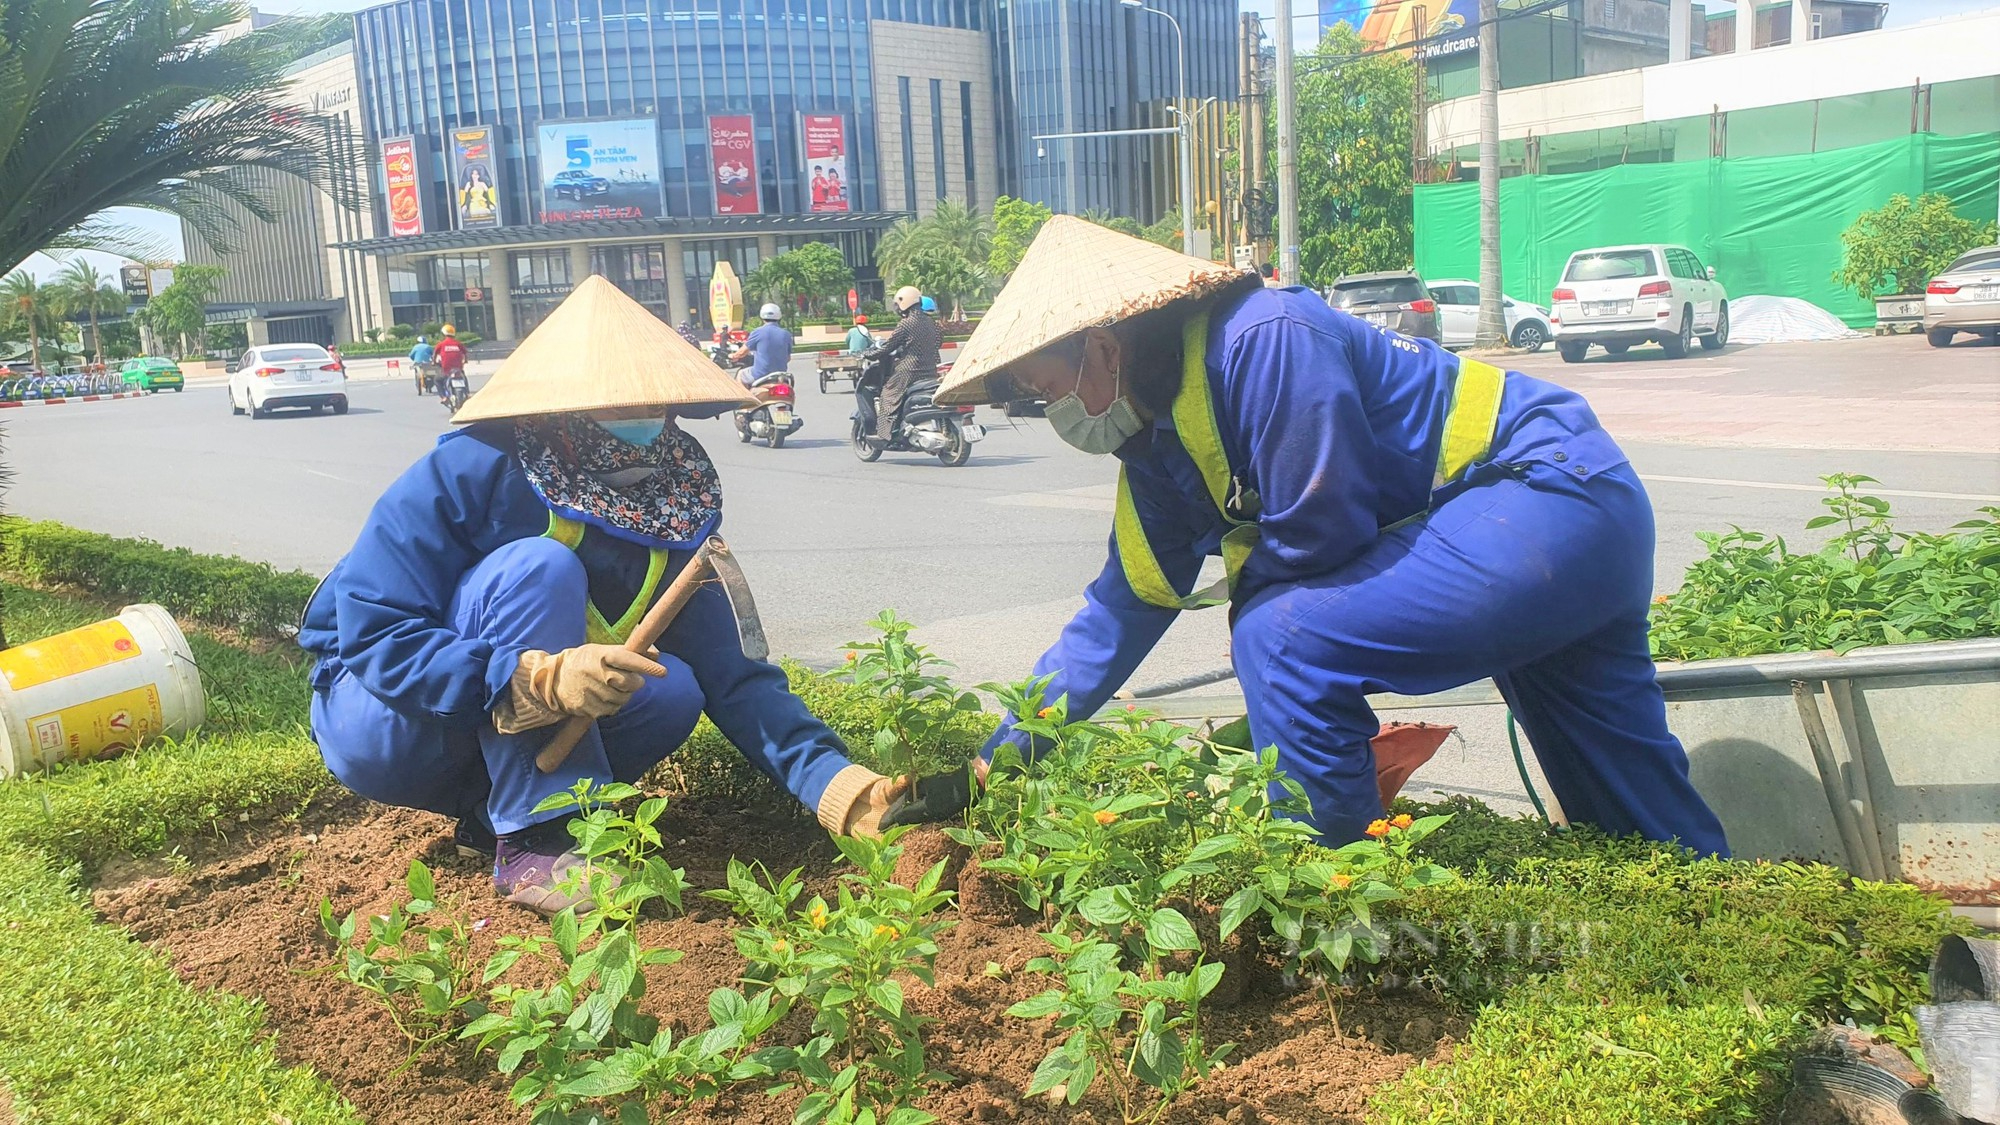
54;259;125;363
1;272;65;372
876;199;994;296
0;0;358;276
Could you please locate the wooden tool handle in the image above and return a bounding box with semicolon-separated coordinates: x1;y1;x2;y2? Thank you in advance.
534;538;719;774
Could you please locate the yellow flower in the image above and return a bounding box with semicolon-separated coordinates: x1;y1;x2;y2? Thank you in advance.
1093;809;1118;826
771;938;790;953
809;903;830;930
1390;813;1414;830
1037;707;1055;718
1326;873;1353;892
1364;819;1391;839
844;651;857;662
874;924;900;940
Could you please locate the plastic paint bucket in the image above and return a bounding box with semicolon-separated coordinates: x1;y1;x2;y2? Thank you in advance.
0;604;205;779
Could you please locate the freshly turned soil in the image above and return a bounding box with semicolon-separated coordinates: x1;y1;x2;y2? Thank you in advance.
93;798;1460;1125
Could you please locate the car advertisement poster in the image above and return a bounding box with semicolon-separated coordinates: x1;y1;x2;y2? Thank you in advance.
534;117;665;223
708;115;760;216
449;125;503;229
382;135;425;237
801;114;850;213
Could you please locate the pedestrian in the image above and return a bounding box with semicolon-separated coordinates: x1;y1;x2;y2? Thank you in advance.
886;216;1729;856
328;344;344;372
298;277;909;916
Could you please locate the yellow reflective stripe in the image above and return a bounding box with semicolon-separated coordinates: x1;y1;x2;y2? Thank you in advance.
541;513;670;645
1115;469;1185;609
1434;357;1505;488
1171;311;1233;515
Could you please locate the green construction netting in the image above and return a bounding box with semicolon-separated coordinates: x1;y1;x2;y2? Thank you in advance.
1413;130;2000;327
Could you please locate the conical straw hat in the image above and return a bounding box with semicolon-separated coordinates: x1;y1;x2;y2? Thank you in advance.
453;274;755;424
937;215;1253;405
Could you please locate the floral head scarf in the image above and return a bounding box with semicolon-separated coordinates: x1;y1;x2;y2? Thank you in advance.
514;414;721;547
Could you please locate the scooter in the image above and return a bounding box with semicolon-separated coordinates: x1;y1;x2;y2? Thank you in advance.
413;360;440;395
735;371;803;449
441;366;470;413
851;354;982;467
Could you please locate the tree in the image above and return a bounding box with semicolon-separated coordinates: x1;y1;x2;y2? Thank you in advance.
1834;193;1998;300
54;259;126;363
896;243;986;317
876;199;993;299
1284;25;1417;285
134;264;225;357
1081;209;1144;239
0;0;357;275
0;272;67;372
988;196;1052;277
744;242;854;317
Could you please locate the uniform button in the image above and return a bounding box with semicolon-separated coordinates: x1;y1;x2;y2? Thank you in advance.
1553;451;1568;462
1574;466;1588;475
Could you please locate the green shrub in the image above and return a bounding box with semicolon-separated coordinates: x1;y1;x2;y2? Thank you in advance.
2;519;318;638
336;334;482;358
1834;191;1998;300
1651;474;2000;660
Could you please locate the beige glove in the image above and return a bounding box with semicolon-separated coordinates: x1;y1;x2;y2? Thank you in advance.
815;764;912;839
495;646;667;734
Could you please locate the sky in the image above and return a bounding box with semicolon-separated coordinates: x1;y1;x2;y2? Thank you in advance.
17;0;1997;282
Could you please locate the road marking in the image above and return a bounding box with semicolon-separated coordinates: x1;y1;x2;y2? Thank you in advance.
990;484;1116;512
302;468;354;484
1642;473;2000;503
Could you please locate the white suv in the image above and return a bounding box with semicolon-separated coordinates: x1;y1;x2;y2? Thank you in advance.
228;343;349;419
1549;244;1728;362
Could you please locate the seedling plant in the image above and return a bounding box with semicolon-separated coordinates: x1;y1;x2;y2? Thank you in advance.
319;857;481;1064
841;609;985;783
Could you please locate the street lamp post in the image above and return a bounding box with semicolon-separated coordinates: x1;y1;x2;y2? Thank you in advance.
1121;0;1195;253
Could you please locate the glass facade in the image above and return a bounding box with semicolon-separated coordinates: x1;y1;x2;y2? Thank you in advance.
991;0;1238;216
353;0;980;228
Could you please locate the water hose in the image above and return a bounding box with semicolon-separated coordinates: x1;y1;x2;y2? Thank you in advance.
1506;710;1554;826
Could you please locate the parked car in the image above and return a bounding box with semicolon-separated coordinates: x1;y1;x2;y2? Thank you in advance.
1548;244;1728;362
550;169;610;200
1324;271;1441;343
1427;279;1554;351
228;343;348;419
119;356;185;392
1923;245;2000;348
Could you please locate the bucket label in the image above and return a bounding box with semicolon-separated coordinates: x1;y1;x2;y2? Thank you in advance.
29;684;165;765
0;619;143;692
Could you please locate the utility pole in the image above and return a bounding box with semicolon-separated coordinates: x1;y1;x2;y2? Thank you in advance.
1475;0;1505;347
1275;0;1299;285
1411;5;1428;187
1241;13;1269;261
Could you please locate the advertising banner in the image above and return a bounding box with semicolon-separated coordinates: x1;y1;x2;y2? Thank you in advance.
535;117;665;222
801;114;850;213
708;115;760;216
382;136;425;237
1342;0;1478;57
119;264;151;303
449;124;503;229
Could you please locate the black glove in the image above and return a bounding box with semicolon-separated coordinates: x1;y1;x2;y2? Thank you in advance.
881;763;980;828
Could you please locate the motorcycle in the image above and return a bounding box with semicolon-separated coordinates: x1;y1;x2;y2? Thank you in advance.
735;372;803;449
413;360;440;395
441;366;470;413
851;354;982;467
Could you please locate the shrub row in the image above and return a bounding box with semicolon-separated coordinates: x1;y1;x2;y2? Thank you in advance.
336;334;483;358
2;519;320;638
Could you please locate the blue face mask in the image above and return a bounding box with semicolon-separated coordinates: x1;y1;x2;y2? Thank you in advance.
598;418;666;447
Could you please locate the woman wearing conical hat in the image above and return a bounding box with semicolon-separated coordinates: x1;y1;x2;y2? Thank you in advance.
899;217;1727;855
299;277;906;914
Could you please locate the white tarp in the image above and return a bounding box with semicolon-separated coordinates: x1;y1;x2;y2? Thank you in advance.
1727;295;1866;345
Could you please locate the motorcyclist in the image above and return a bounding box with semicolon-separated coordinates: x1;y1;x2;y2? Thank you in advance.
409;335;436;393
844;315;873;356
731;304;793;388
864;285;940;446
434;325;468;404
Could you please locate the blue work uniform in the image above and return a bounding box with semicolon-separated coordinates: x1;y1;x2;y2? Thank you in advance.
298;426;859;836
988;286;1728;855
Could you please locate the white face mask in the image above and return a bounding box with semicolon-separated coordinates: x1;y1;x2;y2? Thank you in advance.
1045;352;1145;455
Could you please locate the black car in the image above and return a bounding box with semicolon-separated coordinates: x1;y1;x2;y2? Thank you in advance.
1325;271;1442;343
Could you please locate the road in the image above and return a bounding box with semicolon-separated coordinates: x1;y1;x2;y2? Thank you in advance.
8;334;1997;817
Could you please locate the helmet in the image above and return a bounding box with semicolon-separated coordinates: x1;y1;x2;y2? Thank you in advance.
892;285;923;313
441;324;457;336
759;303;781;322
416;335;427;343
920;296;937;314
853;315;868;325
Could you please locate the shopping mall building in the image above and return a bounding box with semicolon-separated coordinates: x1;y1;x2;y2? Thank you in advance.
185;0;1237;344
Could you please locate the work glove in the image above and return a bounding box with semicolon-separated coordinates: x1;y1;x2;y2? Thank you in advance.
497;646;666;734
880;760;984;828
815;765;912;839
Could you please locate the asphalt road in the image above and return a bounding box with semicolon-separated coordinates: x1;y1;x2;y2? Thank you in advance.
9;335;1997;817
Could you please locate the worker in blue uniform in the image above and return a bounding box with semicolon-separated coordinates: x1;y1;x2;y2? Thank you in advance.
898;217;1727;854
299;277;906;914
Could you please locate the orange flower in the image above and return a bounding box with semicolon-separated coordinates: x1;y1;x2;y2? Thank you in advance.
1037;706;1055;718
873;924;900;940
771;938;790;953
809;902;830;930
1364;819;1391;838
845;651;857;662
1390;813;1414;830
1093;809;1119;826
1326;873;1353;892
1125;703;1138;712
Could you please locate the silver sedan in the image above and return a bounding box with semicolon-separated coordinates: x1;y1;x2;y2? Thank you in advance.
1925;245;2000;347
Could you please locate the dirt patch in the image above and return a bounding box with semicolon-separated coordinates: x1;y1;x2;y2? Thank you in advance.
94;797;1461;1125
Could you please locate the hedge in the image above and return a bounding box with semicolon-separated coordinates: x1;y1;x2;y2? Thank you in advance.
2;519;319;638
337;334;483;358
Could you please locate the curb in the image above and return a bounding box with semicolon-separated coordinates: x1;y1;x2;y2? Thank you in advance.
0;391;149;409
